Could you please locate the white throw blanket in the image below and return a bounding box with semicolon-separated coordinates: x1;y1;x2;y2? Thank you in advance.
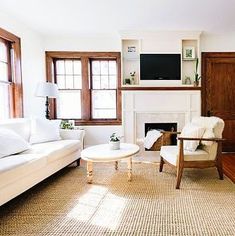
144;130;163;149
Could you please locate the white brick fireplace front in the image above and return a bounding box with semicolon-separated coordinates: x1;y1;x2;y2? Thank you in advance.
122;90;201;158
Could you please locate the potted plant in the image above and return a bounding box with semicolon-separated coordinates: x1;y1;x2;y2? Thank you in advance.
194;58;201;86
109;133;121;150
60;120;74;130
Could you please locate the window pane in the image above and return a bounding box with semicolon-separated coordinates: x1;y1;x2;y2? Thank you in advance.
0;42;7;62
109;61;117;75
56;75;65;89
57;90;81;119
100;75;109;89
92;90;116;119
65;75;73;89
92;76;100;89
92;61;100;75
74;76;82;89
56;60;65;74
100;61;108;75
109;75;117;89
65;60;73;74
73;60;81;75
0;83;10;119
0;62;8;81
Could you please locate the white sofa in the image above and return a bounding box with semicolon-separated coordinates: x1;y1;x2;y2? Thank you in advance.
0;118;85;206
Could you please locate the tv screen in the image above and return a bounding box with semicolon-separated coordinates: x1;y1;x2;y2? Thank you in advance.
140;54;181;80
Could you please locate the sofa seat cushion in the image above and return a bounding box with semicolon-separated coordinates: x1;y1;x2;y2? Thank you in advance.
0;154;46;189
160;146;209;166
23;140;81;163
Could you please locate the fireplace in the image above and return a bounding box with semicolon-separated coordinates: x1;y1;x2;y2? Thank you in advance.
145;123;177;151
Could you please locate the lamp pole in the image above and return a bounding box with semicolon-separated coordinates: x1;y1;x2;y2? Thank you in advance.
45;96;50;119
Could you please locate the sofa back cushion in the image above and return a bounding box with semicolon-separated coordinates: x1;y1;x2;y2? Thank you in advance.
0;128;31;158
0;118;31;142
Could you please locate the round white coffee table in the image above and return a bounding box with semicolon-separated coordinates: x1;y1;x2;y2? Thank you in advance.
81;143;139;184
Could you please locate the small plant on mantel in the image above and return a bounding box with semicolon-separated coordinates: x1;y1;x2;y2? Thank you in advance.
194;58;201;86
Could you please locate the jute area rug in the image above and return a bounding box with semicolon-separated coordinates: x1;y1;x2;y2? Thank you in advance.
0;161;234;236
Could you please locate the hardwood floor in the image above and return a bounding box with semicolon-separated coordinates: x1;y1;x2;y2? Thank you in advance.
223;153;235;183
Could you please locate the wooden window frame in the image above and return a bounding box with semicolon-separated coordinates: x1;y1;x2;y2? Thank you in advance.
0;27;23;118
46;51;122;125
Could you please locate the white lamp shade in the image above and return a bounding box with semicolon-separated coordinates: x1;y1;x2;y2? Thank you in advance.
35;82;59;98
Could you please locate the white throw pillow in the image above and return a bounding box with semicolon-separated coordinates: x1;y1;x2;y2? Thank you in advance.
0;128;31;158
30;118;61;144
180;123;205;152
201;128;215;146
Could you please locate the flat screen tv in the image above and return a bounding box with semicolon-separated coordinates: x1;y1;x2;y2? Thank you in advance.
140;54;181;80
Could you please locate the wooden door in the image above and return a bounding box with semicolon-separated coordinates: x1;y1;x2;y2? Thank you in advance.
202;52;235;152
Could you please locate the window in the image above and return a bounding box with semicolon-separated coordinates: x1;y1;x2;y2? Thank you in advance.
0;28;23;119
46;52;121;125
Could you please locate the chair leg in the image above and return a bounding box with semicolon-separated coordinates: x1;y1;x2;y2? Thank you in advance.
216;157;224;180
216;143;223;180
176;166;184;189
159;156;164;172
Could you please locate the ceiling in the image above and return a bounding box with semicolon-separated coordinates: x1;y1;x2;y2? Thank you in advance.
0;0;235;36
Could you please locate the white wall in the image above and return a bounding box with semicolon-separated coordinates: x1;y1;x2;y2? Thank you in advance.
0;11;45;118
201;32;235;52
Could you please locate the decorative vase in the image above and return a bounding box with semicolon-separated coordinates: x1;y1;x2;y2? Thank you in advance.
109;141;120;150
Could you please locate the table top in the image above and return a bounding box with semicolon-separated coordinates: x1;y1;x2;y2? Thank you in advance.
81;143;139;162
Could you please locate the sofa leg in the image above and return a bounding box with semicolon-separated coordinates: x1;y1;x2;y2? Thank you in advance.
176;166;183;189
159;156;164;172
76;158;81;167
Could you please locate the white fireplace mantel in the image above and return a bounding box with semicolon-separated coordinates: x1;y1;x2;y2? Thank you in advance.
122;90;201;144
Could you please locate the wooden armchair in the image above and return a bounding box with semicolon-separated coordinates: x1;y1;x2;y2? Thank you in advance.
159;117;225;189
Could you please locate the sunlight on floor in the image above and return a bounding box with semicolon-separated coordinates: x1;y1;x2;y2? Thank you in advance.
67;185;126;230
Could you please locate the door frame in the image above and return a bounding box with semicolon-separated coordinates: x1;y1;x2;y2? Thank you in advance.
201;52;235;115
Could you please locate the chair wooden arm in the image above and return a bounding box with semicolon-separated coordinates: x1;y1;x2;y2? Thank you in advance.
178;137;225;142
160;131;181;135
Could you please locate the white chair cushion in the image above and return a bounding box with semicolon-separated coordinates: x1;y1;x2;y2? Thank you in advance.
180;123;205;152
192;116;225;145
0;128;31;159
160;146;209;166
23;140;81;163
30;118;61;144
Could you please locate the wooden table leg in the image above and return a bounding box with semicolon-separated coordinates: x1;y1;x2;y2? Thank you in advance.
87;161;93;184
127;157;132;181
115;161;118;170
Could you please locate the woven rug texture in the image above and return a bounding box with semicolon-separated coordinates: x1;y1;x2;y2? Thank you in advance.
0;161;234;236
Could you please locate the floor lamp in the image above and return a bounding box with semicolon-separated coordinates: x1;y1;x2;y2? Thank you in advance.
35;82;59;119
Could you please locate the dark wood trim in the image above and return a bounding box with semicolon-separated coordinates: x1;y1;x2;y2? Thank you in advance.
46;51;122;125
121;86;201;91
0;27;23;118
222;153;235;183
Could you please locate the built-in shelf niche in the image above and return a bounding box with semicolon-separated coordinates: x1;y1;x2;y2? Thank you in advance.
181;39;200;85
122;39;140;85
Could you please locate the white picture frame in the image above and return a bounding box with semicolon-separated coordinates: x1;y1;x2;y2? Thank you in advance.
183;46;196;59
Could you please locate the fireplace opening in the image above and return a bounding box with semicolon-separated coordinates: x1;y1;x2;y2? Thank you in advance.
144;123;177;151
